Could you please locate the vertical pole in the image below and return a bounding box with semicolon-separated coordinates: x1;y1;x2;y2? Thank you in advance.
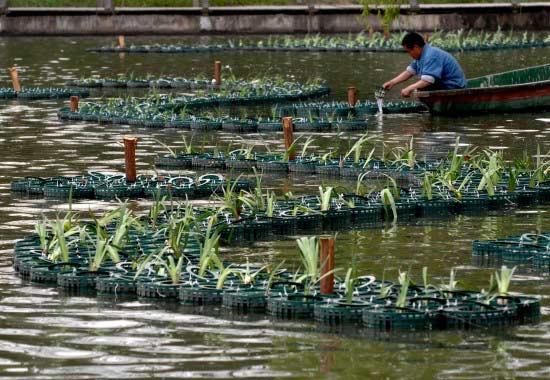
320;237;335;295
282;116;296;160
424;33;430;43
118;35;126;49
102;0;114;12
123;136;138;183
9;67;21;92
214;60;222;86
347;86;357;107
201;0;209;15
70;96;79;112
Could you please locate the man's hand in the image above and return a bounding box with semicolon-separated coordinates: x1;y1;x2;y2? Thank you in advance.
382;80;394;90
401;86;414;98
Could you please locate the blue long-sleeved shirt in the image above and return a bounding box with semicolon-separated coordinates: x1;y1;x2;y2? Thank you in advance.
406;44;466;89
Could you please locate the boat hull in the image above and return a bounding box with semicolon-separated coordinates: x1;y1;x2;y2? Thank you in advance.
415;80;550;115
415;64;550;115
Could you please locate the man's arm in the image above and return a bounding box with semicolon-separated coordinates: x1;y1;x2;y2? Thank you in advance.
401;79;432;97
383;70;414;90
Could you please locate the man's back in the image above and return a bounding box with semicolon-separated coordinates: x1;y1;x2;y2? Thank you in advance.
408;44;466;89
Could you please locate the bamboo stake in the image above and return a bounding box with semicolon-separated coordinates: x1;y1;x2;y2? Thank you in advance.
214;60;222;86
118;35;126;49
123;136;138;183
347;86;358;107
282;116;296;161
9;67;21;92
320;237;335;295
70;96;79;112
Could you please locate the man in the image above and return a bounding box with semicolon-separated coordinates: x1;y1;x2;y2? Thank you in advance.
383;32;466;97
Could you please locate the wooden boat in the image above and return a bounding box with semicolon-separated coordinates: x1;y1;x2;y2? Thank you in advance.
415;64;550;115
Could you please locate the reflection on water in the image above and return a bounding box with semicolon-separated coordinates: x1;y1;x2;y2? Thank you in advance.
0;36;549;379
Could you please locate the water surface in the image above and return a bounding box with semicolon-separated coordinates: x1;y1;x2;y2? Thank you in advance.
0;36;549;380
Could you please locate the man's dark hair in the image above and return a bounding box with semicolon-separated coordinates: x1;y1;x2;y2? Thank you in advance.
401;32;425;49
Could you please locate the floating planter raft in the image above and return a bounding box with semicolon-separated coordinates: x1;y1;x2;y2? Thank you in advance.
57;100;425;131
13;214;541;332
152;153;550;227
56;80;330;128
0;87;89;100
473;233;550;273
66;76;319;92
11;171;550;242
87;31;550;54
276;100;426;117
10;172;252;200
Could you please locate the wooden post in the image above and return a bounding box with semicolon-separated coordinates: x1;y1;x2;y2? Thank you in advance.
347;86;357;107
282;116;296;160
320;237;335;295
213;60;222;86
118;35;126;49
101;0;114;12
424;33;430;43
9;67;21;92
123;136;138;183
70;96;79;112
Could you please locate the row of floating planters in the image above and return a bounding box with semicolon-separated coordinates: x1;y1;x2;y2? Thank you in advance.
87;31;550;54
153;149;548;194
275;100;426;118
156;152;434;182
58;111;369;132
10;170;550;239
0;87;89;100
63;77;330;109
57;82;330;120
10;172;252;200
473;233;550;272
65;76;317;92
56;101;424;132
13;222;540;330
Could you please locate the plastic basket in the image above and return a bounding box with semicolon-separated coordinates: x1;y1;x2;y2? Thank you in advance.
179;285;225;305
314;300;371;324
222;289;267;312
362;306;433;331
136;281;181;300
267;294;324;319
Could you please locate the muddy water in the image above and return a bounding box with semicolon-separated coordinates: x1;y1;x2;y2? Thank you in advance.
0;36;548;379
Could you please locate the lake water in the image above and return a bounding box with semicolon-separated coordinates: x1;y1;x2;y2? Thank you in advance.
0;36;549;379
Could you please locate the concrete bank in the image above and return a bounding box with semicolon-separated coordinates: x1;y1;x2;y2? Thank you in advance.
0;3;548;35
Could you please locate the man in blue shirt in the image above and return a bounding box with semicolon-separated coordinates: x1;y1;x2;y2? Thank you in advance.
383;32;466;97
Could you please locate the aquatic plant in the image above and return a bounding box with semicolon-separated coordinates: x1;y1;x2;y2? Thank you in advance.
395;269;410;308
35;216;51;255
318;186;334;212
198;217;222;277
380;187;397;222
344;133;373;165
343;258;359;304
148;190;167;230
492;265;517;297
49;218;80;263
440;268;459;292
295;236;335;296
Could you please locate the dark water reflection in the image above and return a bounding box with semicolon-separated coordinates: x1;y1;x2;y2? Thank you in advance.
0;36;549;379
